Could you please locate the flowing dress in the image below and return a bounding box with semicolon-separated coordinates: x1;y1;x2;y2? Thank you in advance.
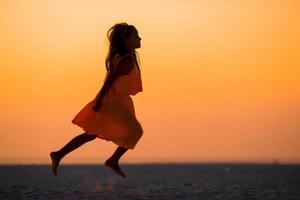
71;53;143;149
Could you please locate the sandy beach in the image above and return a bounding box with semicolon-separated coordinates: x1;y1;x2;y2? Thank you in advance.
0;163;299;199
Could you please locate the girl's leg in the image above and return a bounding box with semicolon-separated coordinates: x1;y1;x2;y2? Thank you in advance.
105;146;128;177
50;132;96;175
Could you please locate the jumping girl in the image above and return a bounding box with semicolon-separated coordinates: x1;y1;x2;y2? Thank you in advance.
50;22;143;178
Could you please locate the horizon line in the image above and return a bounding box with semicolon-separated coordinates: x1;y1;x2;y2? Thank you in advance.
1;156;299;165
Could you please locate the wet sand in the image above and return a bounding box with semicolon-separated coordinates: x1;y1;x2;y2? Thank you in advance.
0;163;299;199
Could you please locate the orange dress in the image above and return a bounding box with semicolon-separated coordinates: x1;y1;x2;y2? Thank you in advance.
71;54;143;149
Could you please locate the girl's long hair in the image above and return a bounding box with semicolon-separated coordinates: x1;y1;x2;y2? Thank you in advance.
104;22;141;80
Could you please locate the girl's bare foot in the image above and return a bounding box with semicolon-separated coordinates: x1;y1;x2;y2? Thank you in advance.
104;158;126;178
50;151;61;176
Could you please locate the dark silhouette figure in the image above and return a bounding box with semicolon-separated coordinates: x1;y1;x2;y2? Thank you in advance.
50;22;143;178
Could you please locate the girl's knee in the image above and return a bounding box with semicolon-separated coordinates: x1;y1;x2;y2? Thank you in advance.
84;132;97;140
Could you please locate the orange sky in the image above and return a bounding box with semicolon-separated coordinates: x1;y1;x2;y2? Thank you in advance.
0;0;299;164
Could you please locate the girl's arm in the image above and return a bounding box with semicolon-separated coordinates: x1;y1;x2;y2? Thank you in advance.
94;55;135;104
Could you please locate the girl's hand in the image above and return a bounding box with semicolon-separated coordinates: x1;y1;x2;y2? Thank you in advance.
92;99;102;112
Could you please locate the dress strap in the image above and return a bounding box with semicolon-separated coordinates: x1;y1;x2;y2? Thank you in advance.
113;54;135;69
116;53;134;61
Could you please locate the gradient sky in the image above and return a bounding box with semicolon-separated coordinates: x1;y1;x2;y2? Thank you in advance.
0;0;299;164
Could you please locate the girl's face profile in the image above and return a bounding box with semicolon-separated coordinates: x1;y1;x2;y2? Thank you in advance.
124;28;142;51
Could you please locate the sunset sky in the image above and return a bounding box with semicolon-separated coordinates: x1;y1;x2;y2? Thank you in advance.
0;0;299;164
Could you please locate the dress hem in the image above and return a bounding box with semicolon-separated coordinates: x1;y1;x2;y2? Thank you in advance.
71;120;137;149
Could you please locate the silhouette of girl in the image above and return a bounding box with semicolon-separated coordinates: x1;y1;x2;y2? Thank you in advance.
50;22;143;178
